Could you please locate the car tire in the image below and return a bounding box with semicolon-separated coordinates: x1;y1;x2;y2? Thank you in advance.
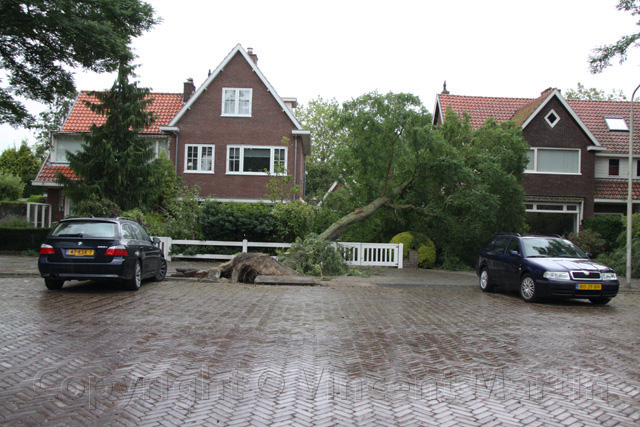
479;268;495;292
155;258;167;282
589;297;611;305
124;261;142;291
520;274;539;303
44;278;64;290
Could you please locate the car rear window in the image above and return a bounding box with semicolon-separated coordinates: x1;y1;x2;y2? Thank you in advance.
51;221;118;238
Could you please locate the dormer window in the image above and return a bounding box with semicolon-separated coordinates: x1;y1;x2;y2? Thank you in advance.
545;110;560;128
604;117;629;131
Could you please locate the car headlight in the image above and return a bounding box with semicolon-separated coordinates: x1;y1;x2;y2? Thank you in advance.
543;271;570;280
601;272;617;281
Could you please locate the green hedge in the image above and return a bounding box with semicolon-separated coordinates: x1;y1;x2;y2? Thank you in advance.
0;227;51;251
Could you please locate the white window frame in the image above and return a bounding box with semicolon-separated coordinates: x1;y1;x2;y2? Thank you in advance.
525;147;581;175
184;144;215;174
226;145;288;176
604;116;629;131
545;109;560;128
222;88;253;117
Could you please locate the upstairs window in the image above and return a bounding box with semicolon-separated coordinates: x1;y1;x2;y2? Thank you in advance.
545;109;560;128
526;148;580;174
604;117;629;131
222;88;252;116
227;146;287;175
609;158;620;176
184;144;214;173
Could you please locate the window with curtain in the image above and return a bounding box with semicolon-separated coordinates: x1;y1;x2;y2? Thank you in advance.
526;148;580;174
226;146;288;175
184;144;215;173
222;88;252;116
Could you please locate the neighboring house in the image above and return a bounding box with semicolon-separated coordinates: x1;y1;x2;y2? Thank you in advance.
434;86;640;235
33;44;311;223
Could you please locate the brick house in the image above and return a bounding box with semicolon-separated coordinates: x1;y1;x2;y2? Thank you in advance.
434;87;640;235
33;44;311;223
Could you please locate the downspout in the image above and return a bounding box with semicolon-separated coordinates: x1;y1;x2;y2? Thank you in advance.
173;132;179;173
293;135;298;201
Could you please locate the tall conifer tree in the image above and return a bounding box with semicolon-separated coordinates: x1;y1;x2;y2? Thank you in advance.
60;61;161;211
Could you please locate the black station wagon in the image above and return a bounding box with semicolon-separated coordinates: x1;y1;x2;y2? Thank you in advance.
476;234;619;304
38;217;167;291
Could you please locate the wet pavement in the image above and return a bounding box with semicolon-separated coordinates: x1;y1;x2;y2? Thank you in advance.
0;256;639;425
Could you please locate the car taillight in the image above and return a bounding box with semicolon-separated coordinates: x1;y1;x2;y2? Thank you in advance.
105;246;129;256
40;244;55;255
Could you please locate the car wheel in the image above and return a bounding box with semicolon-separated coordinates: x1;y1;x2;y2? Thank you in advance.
520;274;539;303
124;261;142;291
45;279;64;290
479;268;495;292
154;258;167;282
589;297;611;305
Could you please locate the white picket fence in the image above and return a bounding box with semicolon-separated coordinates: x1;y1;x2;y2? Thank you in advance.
154;237;403;268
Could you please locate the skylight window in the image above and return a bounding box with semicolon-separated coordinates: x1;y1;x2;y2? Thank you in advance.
604;117;629;131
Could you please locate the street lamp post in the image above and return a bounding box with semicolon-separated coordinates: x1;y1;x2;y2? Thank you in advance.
627;83;640;288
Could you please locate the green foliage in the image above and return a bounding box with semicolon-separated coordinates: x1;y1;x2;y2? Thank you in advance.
27;194;45;203
582;215;624;251
73;194;120;218
145;185;202;239
59;61;162;211
0;142;41;197
589;1;640;73
0;171;25;200
200;201;276;242
0;0;157;126
265;138;301;203
390;231;436;268
565;83;626;101
280;233;348;276
0;227;52;251
295;97;345;199
272;201;317;242
0;216;30;227
568;229;607;257
598;235;640;278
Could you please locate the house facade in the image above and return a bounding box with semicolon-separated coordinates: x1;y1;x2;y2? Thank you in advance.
434;87;640;235
33;45;311;223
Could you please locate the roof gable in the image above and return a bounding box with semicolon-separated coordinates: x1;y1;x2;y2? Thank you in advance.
61;91;183;134
168;44;304;130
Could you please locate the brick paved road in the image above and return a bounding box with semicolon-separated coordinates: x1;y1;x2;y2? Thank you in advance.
1;276;639;426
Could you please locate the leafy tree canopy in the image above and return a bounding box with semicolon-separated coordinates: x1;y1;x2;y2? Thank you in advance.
59;61;162;211
565;83;627;101
0;141;41;196
317;92;529;267
589;0;640;73
0;0;157;127
295;97;346;199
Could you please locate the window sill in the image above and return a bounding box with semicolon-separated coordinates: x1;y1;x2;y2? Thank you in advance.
183;170;215;174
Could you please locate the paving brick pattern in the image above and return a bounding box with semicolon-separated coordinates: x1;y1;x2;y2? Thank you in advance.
1;277;639;426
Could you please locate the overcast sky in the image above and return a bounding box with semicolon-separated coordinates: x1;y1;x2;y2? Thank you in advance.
2;0;640;154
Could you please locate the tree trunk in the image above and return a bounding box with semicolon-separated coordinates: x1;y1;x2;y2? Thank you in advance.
318;194;392;241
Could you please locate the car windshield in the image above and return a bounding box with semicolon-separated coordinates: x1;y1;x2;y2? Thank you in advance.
51;221;117;238
522;238;587;259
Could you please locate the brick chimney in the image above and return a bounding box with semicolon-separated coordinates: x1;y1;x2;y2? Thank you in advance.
441;81;450;95
183;78;195;103
247;47;258;64
540;87;554;96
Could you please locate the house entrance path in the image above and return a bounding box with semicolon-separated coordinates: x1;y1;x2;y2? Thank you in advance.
0;256;639;425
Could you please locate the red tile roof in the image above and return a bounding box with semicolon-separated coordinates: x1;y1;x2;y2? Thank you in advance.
61;91;183;134
436;92;640;154
34;158;78;183
595;179;640;200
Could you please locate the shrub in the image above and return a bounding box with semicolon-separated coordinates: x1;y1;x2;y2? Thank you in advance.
200;201;276;242
0;171;25;201
280;233;348;276
272;200;316;242
568;229;607;257
73;195;120;217
26;194;45;203
0;216;30;227
582;215;623;251
390;231;436;268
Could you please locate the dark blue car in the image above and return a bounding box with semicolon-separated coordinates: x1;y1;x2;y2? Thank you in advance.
476;234;619;304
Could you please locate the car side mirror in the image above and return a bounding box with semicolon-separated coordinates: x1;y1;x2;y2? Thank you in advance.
585;252;593;259
152;237;160;245
509;250;521;258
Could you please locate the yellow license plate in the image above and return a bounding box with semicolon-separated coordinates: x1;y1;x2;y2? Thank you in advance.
577;283;602;291
67;249;94;256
